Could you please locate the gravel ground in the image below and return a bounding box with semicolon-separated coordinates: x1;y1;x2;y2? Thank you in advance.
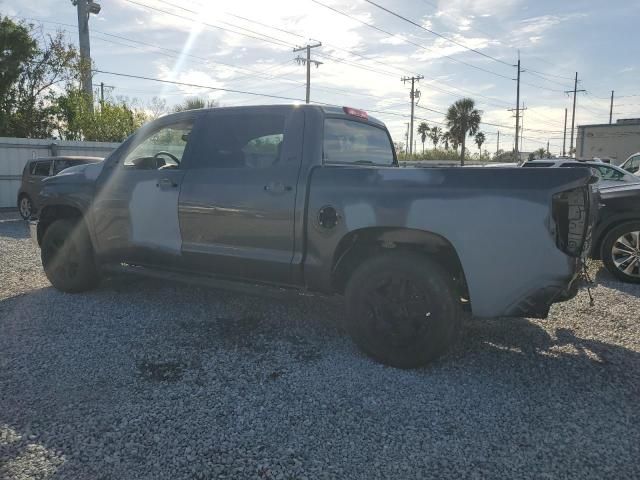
1;210;639;479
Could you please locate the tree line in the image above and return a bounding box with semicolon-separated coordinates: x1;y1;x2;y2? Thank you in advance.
0;17;213;143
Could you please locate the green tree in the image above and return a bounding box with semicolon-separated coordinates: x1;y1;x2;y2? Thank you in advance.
0;17;37;132
428;126;441;149
417;122;429;153
474;131;486;153
445;98;482;166
57;88;147;142
532;147;547;160
0;18;79;138
173;97;218;112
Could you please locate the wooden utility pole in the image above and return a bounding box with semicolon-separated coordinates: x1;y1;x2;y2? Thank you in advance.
293;42;322;104
513;54;522;157
74;0;101;111
520;103;525;151
562;108;567;156
565;72;585;156
496;130;500;155
402;75;423;156
404;122;410;159
609;90;614;124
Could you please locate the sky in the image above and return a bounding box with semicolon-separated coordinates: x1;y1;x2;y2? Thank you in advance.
2;0;640;154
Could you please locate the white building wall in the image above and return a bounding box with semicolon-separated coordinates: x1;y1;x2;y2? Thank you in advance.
576;123;640;165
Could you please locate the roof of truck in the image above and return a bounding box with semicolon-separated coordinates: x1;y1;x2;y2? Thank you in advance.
163;104;386;128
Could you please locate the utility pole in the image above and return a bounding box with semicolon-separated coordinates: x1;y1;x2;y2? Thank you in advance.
401;75;423;155
496;130;500;155
520;103;525;152
508;102;526;159
565;72;586;157
73;0;101;111
562;108;567;156
98;82;115;110
609;90;614;124
404;122;410;159
546;140;550;158
293;42;322;104
513;53;522;157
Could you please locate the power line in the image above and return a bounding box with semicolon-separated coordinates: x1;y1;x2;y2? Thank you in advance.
310;0;514;81
364;0;512;67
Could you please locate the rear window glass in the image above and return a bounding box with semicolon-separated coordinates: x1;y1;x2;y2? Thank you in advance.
323;119;394;166
32;161;51;176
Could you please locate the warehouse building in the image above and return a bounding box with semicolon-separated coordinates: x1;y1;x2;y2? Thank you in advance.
576;118;640;165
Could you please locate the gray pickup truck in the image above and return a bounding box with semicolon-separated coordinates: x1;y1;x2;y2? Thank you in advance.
30;105;597;368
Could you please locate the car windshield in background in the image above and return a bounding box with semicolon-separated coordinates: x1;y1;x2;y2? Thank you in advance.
323;118;394;166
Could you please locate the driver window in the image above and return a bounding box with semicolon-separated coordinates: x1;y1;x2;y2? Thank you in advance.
122;120;193;170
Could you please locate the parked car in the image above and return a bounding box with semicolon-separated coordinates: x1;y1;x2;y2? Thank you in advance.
29;105;598;368
522;159;640;188
619;152;640;174
17;156;103;219
591;183;640;283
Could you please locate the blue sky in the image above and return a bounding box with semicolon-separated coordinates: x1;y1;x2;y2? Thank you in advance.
3;0;639;153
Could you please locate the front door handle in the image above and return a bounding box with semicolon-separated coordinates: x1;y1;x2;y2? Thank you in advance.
157;177;178;189
264;182;292;194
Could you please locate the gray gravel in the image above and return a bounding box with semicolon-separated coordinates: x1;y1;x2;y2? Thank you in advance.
1;210;639;479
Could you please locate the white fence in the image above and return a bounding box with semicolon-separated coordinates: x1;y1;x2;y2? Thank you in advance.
0;137;120;208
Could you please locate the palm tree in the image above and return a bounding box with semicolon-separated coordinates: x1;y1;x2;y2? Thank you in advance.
442;131;451;150
428;126;441;149
474;131;486;154
417;122;429;154
445;98;482;166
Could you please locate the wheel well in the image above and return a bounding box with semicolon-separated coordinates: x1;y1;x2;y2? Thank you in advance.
592;218;640;260
37;205;83;245
331;227;470;302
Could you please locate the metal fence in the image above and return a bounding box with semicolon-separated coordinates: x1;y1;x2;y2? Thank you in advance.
0;137;120;208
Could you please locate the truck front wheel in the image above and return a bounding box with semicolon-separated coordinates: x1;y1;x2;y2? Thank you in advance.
345;252;462;368
41;219;101;293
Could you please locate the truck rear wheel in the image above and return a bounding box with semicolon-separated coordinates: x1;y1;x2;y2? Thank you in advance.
41;219;101;293
345;252;462;368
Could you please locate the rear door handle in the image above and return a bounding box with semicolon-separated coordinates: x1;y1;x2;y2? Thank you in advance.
157;177;178;189
264;182;292;194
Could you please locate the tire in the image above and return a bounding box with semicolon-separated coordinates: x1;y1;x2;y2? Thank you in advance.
41;219;101;293
345;252;462;369
18;195;32;220
601;221;640;284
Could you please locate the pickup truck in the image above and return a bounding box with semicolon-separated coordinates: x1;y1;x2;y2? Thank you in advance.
30;104;597;368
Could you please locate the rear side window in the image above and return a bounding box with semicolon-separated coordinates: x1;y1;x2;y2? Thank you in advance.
198;113;286;168
323;119;394;166
31;161;51;176
53;159;82;175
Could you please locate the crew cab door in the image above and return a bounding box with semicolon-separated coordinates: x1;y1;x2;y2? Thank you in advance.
92;115;198;266
179;107;304;284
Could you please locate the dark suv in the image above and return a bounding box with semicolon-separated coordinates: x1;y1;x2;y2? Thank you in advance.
17;156;102;219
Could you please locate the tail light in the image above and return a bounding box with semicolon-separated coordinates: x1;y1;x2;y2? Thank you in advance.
552;187;589;257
